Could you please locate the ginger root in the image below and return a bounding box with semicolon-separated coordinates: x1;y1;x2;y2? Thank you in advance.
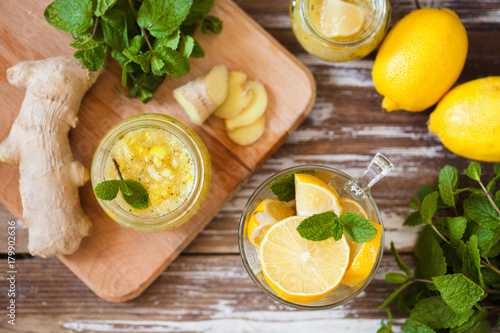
173;64;228;125
213;71;253;119
0;56;100;258
227;114;266;146
225;81;268;131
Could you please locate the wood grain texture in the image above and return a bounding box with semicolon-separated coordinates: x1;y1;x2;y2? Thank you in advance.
0;0;315;302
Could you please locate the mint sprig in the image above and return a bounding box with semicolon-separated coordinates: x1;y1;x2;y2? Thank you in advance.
94;158;149;210
296;211;377;243
268;173;295;202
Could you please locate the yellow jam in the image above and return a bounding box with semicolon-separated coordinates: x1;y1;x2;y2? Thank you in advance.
105;128;195;218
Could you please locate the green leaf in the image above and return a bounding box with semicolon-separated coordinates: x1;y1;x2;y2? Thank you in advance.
482;267;500;289
448;217;468;247
464;195;500;229
386;272;408;284
154;46;190;77
190;39;205;58
150;54;165;76
70;36;101;50
403;319;436;333
404;211;425;226
331;218;344;241
409;296;474;329
463;235;485;288
139;89;153;103
378;281;413;310
183;0;214;26
410;197;421;210
439;165;459;207
120;179;149;210
450;309;490;333
496;191;500;202
101;8;128;51
129;35;145;55
340;212;377;243
421;192;439;222
377;308;393;333
465;162;482;182
495;163;500;176
123;49;152;73
94;180;121;200
178;35;196;58
73;43;108;71
153;30;181;51
474;226;500;258
95;0;117;16
119;181;133;196
391;241;412;277
296;211;338;242
454;187;485;195
268;173;295;202
432;273;484;314
415;233;447;280
44;0;95;35
137;0;193;38
200;15;222;34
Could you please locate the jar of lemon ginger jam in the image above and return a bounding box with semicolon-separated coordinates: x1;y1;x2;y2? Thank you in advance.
91;114;211;232
291;0;391;62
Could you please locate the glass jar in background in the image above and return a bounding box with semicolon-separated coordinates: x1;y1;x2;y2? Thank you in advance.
92;114;211;233
290;0;391;62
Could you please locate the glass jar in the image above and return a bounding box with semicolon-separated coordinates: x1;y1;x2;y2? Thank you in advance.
290;0;391;62
91;114;211;233
239;154;394;309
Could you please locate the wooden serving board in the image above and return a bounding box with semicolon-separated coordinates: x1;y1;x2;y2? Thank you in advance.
0;0;315;301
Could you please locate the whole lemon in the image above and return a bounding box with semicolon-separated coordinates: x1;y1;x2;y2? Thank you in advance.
428;77;500;162
372;8;468;112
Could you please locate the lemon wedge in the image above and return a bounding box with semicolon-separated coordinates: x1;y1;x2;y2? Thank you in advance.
295;174;343;217
320;0;365;38
260;216;350;303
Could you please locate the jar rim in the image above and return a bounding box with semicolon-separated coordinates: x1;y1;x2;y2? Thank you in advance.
91;113;211;232
299;0;388;47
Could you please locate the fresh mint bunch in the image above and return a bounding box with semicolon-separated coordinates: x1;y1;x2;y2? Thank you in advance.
378;162;500;333
44;0;222;103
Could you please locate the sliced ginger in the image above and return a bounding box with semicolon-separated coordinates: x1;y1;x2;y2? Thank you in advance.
227;114;266;146
173;64;228;125
225;81;268;131
214;71;253;119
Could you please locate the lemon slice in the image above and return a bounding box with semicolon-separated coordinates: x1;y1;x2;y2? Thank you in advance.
260;216;350;303
247;198;295;248
320;0;365;38
340;197;383;287
295;174;343;217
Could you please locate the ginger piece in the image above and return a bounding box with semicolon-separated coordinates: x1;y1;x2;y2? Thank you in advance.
0;55;100;258
173;64;229;125
213;71;253;119
225;81;268;131
227;114;266;146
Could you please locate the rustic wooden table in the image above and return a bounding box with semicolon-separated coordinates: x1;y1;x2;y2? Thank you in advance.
1;0;499;332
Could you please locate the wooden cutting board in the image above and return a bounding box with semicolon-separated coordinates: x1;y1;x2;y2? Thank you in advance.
0;0;315;302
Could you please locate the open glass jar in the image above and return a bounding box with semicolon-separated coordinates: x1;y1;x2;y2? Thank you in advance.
92;114;211;233
239;154;394;309
290;0;391;62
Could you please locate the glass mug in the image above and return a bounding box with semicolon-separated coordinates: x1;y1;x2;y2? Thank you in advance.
239;153;394;309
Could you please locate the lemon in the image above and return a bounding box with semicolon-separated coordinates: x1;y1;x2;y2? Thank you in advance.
372;8;468;112
260;216;350;303
247;198;295;248
340;198;368;219
295;174;343;217
428;77;500;162
319;0;365;38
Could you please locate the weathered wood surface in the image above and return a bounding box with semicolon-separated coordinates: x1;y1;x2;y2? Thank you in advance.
1;0;500;331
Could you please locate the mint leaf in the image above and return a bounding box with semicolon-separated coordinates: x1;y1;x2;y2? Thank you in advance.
421;191;439;222
44;0;94;35
403;319;436;333
378;281;413;310
101;8;128;51
495;163;500;176
268;173;295;202
150;54;165;76
153;30;181;51
432;274;484;314
200;15;222;34
330;218;344;241
464;162;482;182
464;195;500;229
409;296;474;329
447;217;467;247
70;36;101;50
486;173;500;192
139;89;154;103
415;233;447;280
377;308;393;333
386;272;408;284
454;187;485;195
95;0;117;16
391;241;412;277
340;212;377;243
74;43;108;71
496;191;500;202
190;39;205;58
474;226;500;258
296;211;338;242
410;197;421;210
182;0;214;26
129;35;145;55
404;211;425;226
463;235;485;288
450;309;489;333
94;180;121;200
123;49;152;73
119;181;133;197
439;165;459;207
178;35;196;58
154;46;190;77
121;179;149;210
137;0;193;38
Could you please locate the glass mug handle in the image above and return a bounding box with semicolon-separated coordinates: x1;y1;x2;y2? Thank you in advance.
345;153;394;200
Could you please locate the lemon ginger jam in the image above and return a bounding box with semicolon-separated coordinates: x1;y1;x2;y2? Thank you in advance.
92;114;211;233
